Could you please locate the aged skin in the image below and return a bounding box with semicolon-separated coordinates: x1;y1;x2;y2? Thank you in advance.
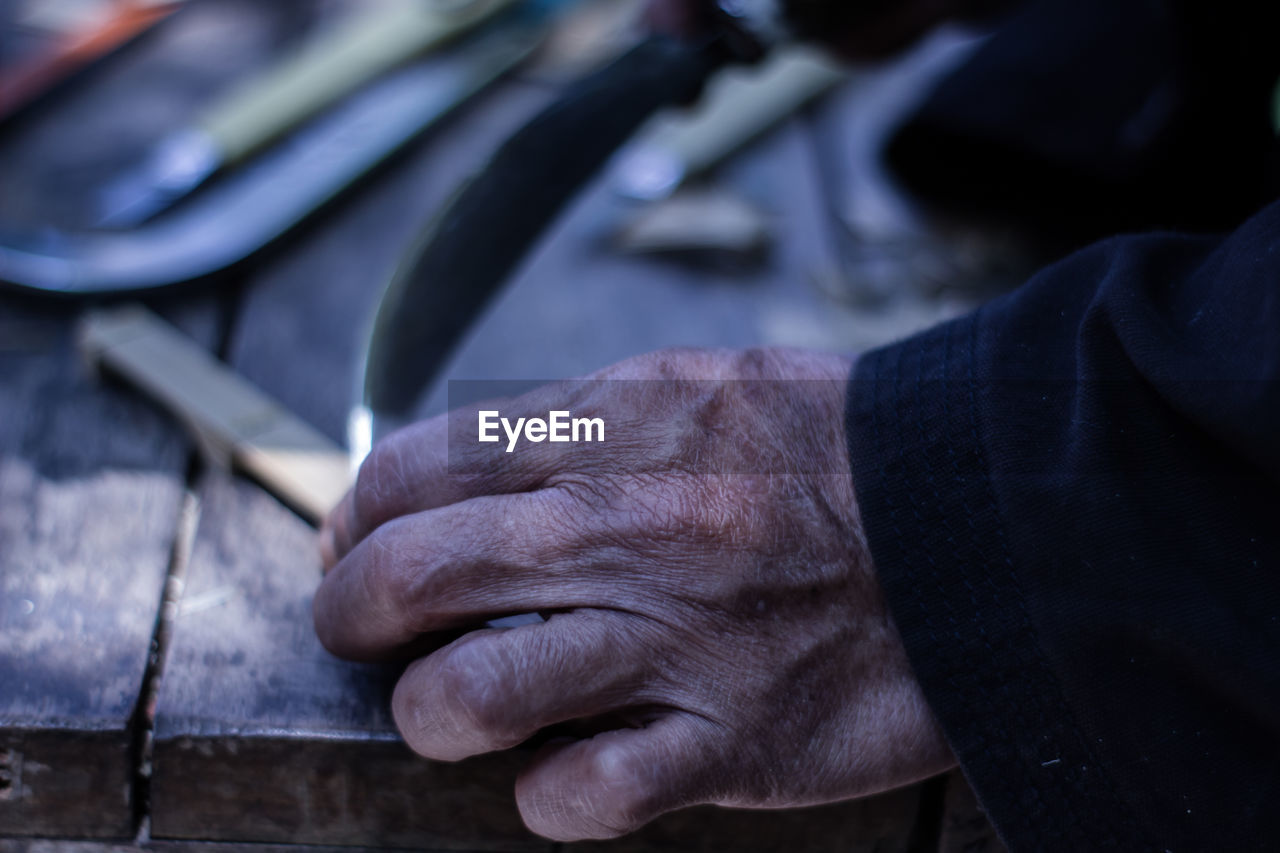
314;348;955;841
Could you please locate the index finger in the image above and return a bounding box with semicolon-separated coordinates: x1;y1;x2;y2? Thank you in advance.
322;380;603;569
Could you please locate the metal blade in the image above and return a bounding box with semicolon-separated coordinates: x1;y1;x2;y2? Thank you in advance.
357;34;735;450
94;128;222;229
0;16;548;295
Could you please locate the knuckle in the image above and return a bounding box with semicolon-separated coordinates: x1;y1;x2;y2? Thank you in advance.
353;439;411;530
595;346;701;381
581;743;656;836
517;780;577;841
392;638;517;760
358;521;424;626
391;663;434;755
732;346;775;379
605;478;731;546
641;347;692;380
311;580;345;655
436;639;519;745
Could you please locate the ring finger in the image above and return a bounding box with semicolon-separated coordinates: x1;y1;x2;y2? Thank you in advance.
392;609;669;762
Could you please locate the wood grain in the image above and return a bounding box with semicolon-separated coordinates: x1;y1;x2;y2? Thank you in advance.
0;1;335;839
150;473;545;850
149;78;561;850
0;300;192;838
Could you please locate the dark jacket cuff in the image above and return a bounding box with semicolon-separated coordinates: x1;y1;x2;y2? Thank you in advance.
846;313;1139;851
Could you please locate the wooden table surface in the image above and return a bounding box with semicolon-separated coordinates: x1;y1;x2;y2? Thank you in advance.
0;1;1005;850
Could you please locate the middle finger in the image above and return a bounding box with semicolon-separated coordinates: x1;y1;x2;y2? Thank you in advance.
313;489;646;661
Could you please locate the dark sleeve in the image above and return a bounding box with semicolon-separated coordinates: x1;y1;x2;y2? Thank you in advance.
885;0;1280;242
846;198;1280;851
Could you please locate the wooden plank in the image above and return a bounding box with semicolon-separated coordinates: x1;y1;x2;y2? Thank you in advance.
0;0;227;833
0;840;137;853
0;299;192;838
149;79;559;850
149;472;543;850
0;840;399;853
0;1;351;840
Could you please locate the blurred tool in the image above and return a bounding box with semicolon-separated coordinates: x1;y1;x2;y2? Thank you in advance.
0;0;181;122
525;0;643;79
613;185;770;261
80;305;352;524
353;2;775;459
95;0;517;228
0;10;552;294
614;45;845;199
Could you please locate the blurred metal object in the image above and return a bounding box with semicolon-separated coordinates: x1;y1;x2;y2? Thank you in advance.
715;0;789;48
613;185;771;259
354;4;771;455
0;0;181;121
523;0;644;81
95;0;518;228
0;13;550;294
613;45;845;199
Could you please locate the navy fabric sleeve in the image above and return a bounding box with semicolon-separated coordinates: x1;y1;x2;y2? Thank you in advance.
846;199;1280;850
886;0;1280;243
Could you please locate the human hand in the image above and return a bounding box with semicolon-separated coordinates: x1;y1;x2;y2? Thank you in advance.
314;347;954;841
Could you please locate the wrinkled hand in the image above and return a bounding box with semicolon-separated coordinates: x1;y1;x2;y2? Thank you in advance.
314;348;953;841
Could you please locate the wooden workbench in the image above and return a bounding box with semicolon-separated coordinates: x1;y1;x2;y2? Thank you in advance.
0;1;1005;849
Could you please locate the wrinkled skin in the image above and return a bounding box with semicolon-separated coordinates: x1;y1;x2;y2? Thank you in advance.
314;348;954;841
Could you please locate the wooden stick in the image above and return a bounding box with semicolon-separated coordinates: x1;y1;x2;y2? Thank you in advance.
79;305;352;525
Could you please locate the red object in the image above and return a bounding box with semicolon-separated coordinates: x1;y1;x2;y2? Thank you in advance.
0;0;180;120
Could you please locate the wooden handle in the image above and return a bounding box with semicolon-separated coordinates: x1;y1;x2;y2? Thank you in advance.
200;0;517;163
79;305;352;525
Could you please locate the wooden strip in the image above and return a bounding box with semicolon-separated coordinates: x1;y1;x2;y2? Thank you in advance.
79;305;352;525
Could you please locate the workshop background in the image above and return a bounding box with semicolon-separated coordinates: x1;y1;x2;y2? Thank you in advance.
0;0;1018;849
